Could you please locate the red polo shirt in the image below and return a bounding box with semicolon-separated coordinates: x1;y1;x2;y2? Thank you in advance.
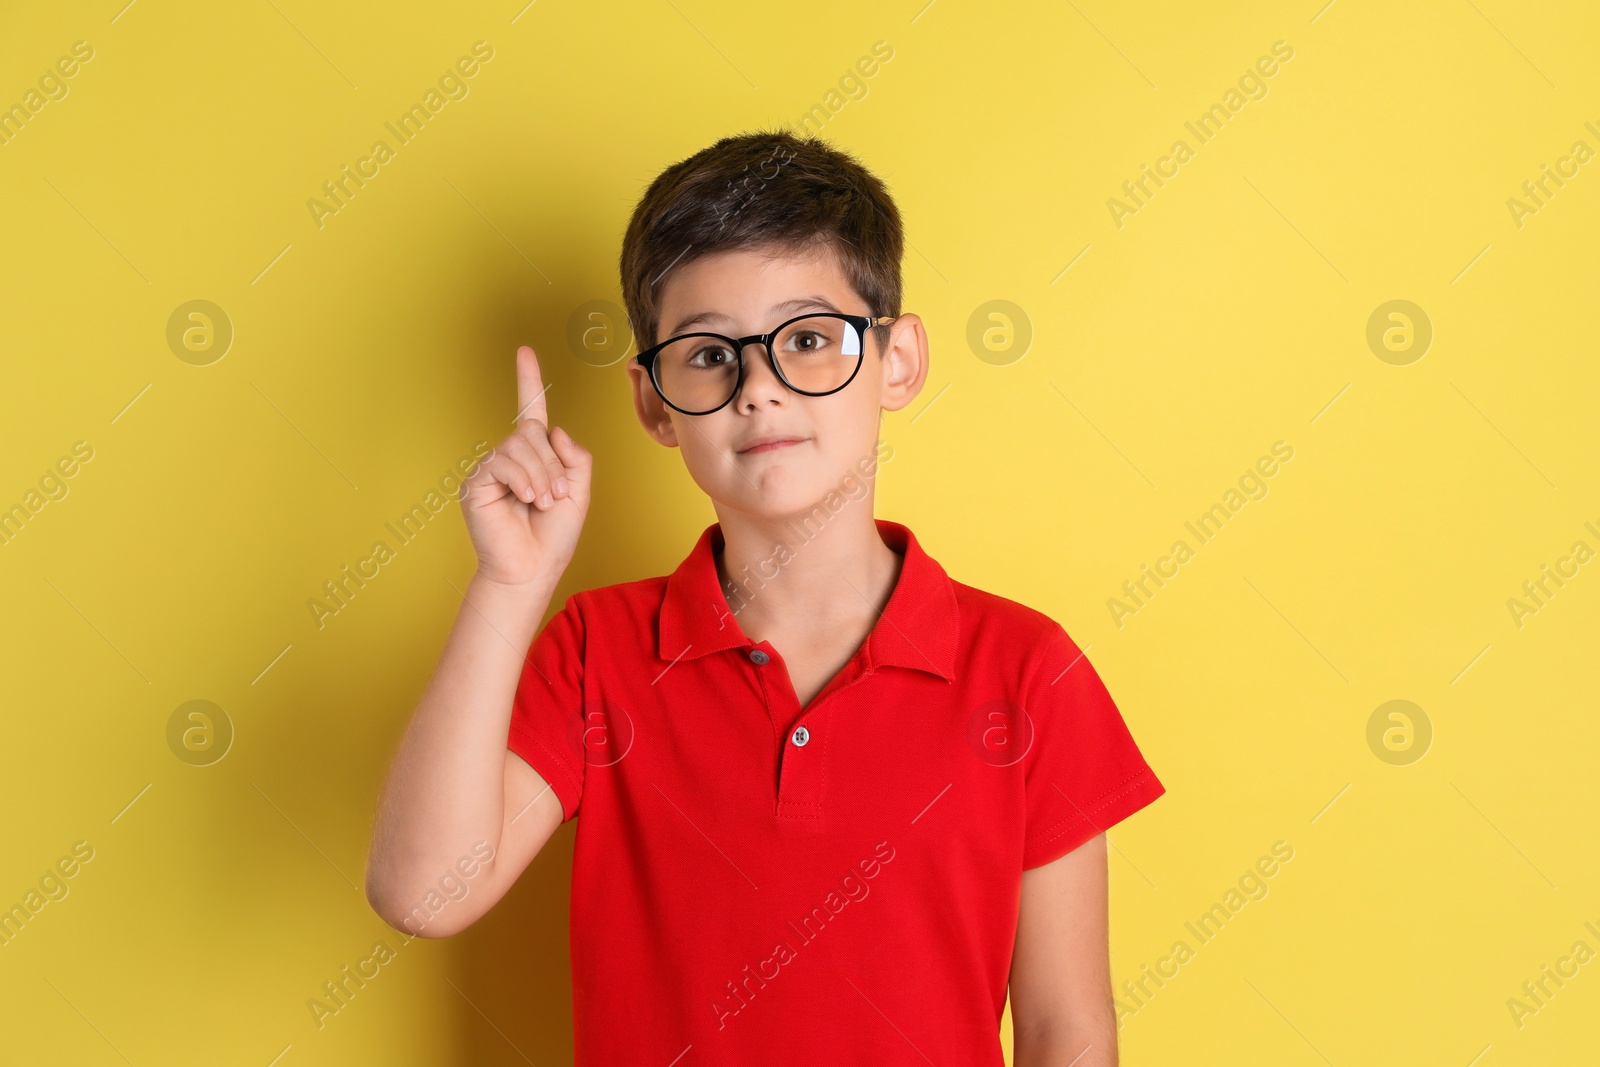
507;518;1164;1065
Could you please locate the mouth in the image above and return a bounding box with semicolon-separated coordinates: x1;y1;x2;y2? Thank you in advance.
737;435;808;455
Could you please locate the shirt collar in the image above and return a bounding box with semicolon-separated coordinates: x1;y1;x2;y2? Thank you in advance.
658;517;959;681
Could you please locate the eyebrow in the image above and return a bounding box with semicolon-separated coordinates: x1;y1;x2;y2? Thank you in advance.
665;296;844;338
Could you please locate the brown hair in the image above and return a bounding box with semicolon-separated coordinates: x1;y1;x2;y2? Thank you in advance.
618;128;904;350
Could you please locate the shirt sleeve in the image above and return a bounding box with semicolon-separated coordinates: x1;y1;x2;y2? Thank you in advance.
1020;622;1165;869
506;592;587;823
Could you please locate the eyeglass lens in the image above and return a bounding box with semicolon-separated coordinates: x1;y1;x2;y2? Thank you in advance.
654;315;864;412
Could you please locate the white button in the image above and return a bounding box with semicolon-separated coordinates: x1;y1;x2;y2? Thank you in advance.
791;725;810;747
748;648;770;665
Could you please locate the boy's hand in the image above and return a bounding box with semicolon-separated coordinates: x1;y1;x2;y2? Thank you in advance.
460;345;592;588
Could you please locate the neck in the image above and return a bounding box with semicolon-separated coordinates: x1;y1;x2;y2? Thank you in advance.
710;503;901;642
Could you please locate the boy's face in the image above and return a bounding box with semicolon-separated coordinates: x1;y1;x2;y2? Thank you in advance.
628;243;927;523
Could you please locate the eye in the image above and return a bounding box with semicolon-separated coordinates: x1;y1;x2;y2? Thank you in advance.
787;330;829;353
687;342;736;368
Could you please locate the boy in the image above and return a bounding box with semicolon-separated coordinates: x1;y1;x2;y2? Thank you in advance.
367;130;1165;1066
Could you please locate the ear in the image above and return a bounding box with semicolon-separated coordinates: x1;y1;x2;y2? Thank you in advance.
627;361;681;448
876;313;929;414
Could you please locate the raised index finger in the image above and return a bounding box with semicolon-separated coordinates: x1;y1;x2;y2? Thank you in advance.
514;345;550;428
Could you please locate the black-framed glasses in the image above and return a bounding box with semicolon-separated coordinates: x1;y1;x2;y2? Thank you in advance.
635;312;897;415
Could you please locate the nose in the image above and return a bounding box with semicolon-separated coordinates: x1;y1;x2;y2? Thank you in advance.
732;341;788;408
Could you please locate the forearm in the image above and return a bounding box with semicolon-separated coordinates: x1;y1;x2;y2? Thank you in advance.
366;569;558;920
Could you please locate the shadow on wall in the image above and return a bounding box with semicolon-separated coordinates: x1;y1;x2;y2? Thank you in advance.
452;820;577;1065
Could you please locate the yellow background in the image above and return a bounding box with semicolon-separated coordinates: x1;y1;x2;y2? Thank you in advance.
2;0;1597;1063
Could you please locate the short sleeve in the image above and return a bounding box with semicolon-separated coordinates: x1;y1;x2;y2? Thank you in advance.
507;593;587;823
1020;623;1165;869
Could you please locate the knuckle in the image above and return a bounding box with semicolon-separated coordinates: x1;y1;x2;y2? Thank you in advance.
506;436;541;465
492;456;523;483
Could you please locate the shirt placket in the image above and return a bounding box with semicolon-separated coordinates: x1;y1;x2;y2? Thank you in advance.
743;640;871;824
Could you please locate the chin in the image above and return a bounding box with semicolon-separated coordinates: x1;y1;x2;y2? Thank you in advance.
732;477;835;521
